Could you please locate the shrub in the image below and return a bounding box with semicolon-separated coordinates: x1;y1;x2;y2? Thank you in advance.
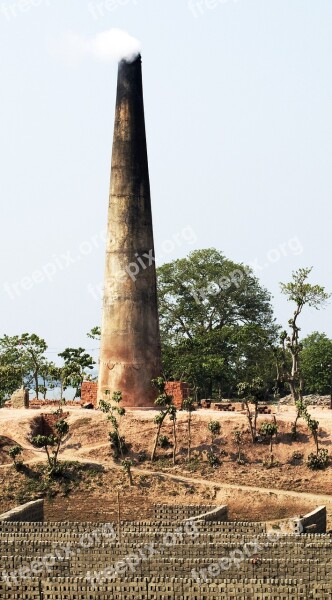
158;435;171;449
208;421;221;442
289;451;304;465
307;449;329;470
207;449;219;468
109;432;129;459
9;445;23;469
137;450;148;463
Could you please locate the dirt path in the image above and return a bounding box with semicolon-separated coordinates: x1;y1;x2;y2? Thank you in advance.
135;467;332;505
4;446;331;508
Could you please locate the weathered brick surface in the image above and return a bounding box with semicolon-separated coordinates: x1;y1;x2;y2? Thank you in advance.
81;381;98;407
80;381;191;410
165;382;190;409
29;399;81;408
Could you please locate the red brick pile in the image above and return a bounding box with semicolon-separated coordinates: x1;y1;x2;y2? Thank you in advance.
80;382;98;408
165;382;190;409
80;381;190;409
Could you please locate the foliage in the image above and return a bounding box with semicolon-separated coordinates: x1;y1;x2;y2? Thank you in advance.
122;458;133;486
108;432;129;458
0;355;22;407
207;420;221;443
279;268;330;438
100;391;126;460
32;418;69;476
260;422;278;439
0;333;47;401
58;347;95;399
151;378;174;462
289;451;304;465
307;449;329;470
237;377;265;443
259;422;278;466
301;332;332;395
206;449;219;468
87;327;101;341
158;435;171;448
157;249;278;399
9;445;23;468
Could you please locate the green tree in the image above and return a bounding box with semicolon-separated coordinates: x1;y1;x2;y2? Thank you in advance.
122;458;134;486
100;391;127;460
233;429;244;463
32;418;69;476
207;420;221;445
0;333;47;399
301;332;332;396
0;354;22;407
9;445;23;468
260;422;278;466
150;378;174;462
279;268;330;438
157;249;278;398
237;377;265;443
87;327;101;341
58;347;95;399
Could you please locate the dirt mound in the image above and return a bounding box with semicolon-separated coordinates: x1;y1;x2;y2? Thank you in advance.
1;405;332;525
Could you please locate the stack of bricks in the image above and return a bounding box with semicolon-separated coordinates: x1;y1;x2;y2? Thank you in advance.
165;382;190;409
29;399;81;409
0;507;331;599
80;381;190;409
80;381;98;407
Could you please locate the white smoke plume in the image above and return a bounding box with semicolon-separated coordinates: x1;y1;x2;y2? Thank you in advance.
53;28;141;66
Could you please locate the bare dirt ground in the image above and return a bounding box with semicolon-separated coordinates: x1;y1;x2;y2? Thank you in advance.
1;405;332;525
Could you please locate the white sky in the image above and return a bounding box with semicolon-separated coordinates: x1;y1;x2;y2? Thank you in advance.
1;0;332;365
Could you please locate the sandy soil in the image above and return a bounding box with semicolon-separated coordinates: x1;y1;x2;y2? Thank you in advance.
1;405;332;524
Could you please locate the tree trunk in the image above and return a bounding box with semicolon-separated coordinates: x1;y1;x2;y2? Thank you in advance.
172;419;177;466
314;432;319;455
151;422;162;462
253;404;258;441
245;402;255;443
127;466;133;486
187;414;191;461
117;429;124;459
34;371;39;400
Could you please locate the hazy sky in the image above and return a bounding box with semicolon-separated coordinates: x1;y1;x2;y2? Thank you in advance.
1;0;332;365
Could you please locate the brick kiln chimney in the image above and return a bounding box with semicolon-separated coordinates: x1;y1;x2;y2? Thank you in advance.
98;55;162;408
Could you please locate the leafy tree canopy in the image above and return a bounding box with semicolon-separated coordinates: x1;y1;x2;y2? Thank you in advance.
301;332;332;395
157;249;278;398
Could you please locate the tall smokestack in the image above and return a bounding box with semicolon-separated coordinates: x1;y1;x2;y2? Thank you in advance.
98;55;162;407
